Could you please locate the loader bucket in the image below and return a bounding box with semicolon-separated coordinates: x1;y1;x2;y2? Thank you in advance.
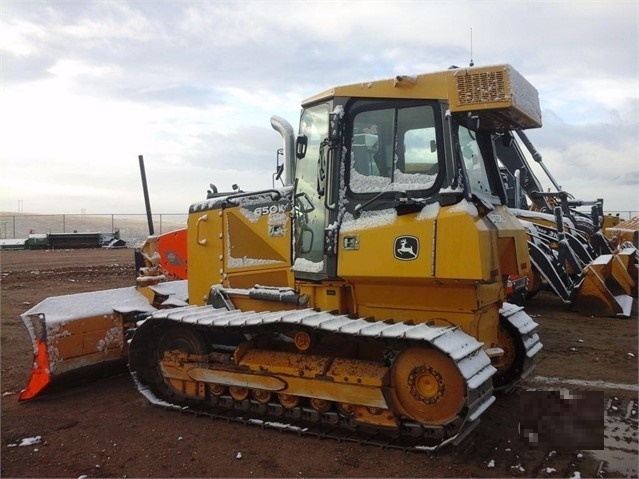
573;254;635;318
19;281;188;400
615;247;638;298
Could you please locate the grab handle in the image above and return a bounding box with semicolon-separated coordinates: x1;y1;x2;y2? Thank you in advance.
196;214;208;245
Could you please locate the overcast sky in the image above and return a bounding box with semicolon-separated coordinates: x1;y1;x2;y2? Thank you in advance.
1;0;637;217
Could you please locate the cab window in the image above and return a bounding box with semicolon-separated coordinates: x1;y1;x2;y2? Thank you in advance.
349;104;440;194
458;125;494;197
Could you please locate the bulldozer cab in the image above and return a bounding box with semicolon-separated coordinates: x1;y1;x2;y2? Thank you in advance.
292;96;510;282
179;65;541;300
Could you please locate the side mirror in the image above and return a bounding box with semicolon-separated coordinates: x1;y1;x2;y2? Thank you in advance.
296;134;308;160
467;114;480;131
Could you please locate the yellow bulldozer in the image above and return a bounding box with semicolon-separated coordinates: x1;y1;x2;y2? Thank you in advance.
19;64;543;450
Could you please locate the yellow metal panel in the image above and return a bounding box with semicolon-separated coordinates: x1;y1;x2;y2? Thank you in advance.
240;349;332;377
257;374;389;409
48;313;124;359
296;282;351;313
225;268;293;290
489;206;531;277
326;358;388;387
352;282;502;342
574;267;623;317
447;65;541;128
616;249;638;294
224;207;291;271
52;350;126;375
474;302;501;349
338;211;435;280
435;207;496;280
187;209;224;306
354;283;475;318
238;350;389;408
610;255;635;295
353;282;501;318
303;64;541;130
164;349;391;409
303;71;450;105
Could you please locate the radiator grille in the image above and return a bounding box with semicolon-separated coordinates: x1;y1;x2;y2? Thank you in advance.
456;70;508;105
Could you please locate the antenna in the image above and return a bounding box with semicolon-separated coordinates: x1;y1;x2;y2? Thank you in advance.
469;27;474;67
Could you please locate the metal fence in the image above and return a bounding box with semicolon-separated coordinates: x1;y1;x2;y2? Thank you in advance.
0;210;636;242
0;214;187;242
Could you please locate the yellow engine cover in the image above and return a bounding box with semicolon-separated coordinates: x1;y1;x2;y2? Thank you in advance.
337;201;506;283
187;192;294;306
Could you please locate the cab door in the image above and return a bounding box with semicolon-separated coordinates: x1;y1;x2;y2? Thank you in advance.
293;103;330;279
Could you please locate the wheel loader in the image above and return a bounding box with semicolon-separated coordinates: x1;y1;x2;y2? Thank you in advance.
495;130;637;316
19;64;543;450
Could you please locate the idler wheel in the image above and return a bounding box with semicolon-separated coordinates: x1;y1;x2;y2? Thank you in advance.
493;318;525;390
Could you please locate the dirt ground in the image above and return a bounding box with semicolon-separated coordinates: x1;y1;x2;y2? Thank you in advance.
1;249;637;478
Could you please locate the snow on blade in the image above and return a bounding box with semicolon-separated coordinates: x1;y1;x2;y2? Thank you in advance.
21;287;155;324
149;280;188;303
96;327;124;352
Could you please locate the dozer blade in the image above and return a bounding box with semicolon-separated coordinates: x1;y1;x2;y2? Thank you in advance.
573;254;635;318
19;281;188;400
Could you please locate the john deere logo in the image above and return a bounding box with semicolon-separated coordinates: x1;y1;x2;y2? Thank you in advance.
394;236;419;261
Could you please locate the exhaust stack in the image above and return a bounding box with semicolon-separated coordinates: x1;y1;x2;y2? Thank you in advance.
270;115;296;186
